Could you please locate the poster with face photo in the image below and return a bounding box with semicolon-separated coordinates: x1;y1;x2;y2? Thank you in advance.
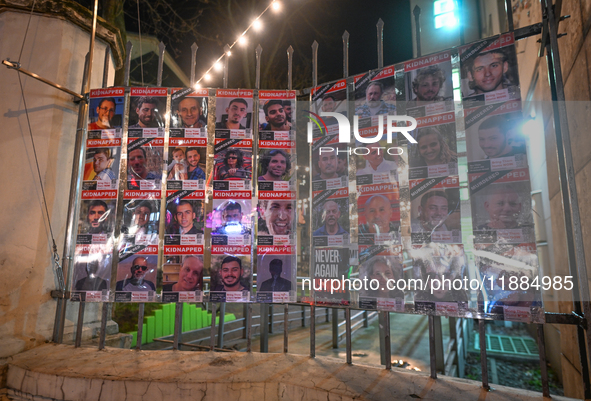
209;247;251;302
212;139;253;191
76;193;117;245
210;198;252;245
410;243;469;316
476;242;542;322
357;244;404;311
408;112;458;179
256;251;296;303
311;188;349;247
357;183;400;246
114;246;158;302
126;138;164;190
409;176;461;244
257;148;295;192
311;139;348;191
128;88;167;137
163;190;205;246
460;33;521;107
469;169;535;244
87;88;124;138
119;194;160;247
311;79;347;137
257;198;295;246
82;139;121;190
166;139;207;191
258;90;296;132
214;89;253;138
353;66;396;131
170;88;208;134
354;136;399;186
161;253;204;303
70;244;111;302
403;51;454;118
464;100;527;173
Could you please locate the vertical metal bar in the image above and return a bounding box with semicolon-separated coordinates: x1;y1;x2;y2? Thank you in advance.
246;303;253;352
102;46;110;88
379;311;386;365
223;44;231;89
260;304;269;353
311;41;318;88
428;315;437;379
74;302;85;348
325;307;330;323
434;316;445;372
332;309;339;348
269;305;274;333
210;303;216;351
310;304;316;358
123;41;133;86
363;310;369;328
376;18;384;69
479;319;489;389
505;0;514;31
190;43;198;87
287;46;294;90
156;42;165;86
413;6;422;57
217;303;226;348
301;305;306;327
87;0;98;90
384;312;391;370
136;303;145;351
284;304;289;353
98;302;108;350
345;308;352;364
242;304;248;339
537;325;550;397
458;0;465;45
173;303;182;350
255;44;263;90
544;1;591;393
54;51;91;344
342;31;349;78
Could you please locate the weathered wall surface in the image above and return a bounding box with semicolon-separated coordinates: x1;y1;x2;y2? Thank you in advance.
0;3;118;359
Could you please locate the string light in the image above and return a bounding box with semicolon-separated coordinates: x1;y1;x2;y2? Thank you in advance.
214;62;223;71
196;1;281;85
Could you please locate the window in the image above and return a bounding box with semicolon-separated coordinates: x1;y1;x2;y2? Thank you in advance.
434;0;458;29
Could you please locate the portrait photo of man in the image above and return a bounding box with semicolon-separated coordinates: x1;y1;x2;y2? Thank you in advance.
215;98;249;130
474;184;532;231
162;255;203;292
90;148;117;181
127;147;161;189
407;65;452;107
258;200;294;236
258;258;292;292
411;191;451;233
166;200;203;235
358;194;399;235
313;200;349;236
260;100;291;131
115;256;156;292
74;257;110;292
88;97;118;130
475;115;525;160
259;149;291;182
122;200;158;236
211;256;247;292
212;200;251;236
312;147;339;181
355;81;396;117
129;97;161;128
463;48;518;98
356;144;398;176
175;97;206;128
80;199;112;234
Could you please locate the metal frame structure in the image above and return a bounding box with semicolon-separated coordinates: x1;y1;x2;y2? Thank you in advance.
2;0;590;396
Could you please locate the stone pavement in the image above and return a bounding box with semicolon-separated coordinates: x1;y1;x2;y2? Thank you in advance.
4;343;575;400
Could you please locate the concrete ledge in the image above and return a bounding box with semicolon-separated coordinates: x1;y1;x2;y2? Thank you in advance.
5;343;574;400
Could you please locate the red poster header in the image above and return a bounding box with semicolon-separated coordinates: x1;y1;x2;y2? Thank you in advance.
259;90;296;100
130;87;167;96
86;138;121;147
404;51;451;72
90;87;124;97
216;89;253;98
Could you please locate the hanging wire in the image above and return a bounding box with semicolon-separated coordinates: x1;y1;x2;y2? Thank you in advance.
137;0;144;86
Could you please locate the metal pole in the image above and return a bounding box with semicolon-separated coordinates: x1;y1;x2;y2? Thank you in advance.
434;316;445;372
156;42;165;86
342;31;349;78
384;312;391;370
345;308;352;364
217;303;226;348
310;304;316;358
74;302;85;348
376;18;384;69
428;315;437;379
136;303;145;350
505;0;514;31
102;46;110;88
98;302;108;350
332;309;339;348
363;311;369;328
301;305;306;327
123;41;133;86
246;303;253;352
210;303;217;351
379;311;386;365
287;46;294;90
54;52;90;343
255;44;263;90
311;41;318;88
260;304;269;353
269;305;274;334
284;304;289;353
413;6;422;57
87;0;98;90
242;304;248;339
190;43;198;87
479;319;489;389
223;44;231;89
537;325;550;397
173;303;182;350
458;0;465;45
544;1;591;392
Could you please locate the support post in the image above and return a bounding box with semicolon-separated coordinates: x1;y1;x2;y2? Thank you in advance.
342;31;349;78
345;308;352;364
384;312;391;370
210;303;216;351
173;303;182;350
136;303;145;350
190;43;198;87
311;41;318;88
102;46;110;88
413;6;422;57
332;309;339;348
255;44;263;90
428;315;437;379
74;302;85;348
479;319;489;389
310;304;316;358
287;46;294;90
246;303;253;352
123;41;133;86
379;311;386;365
537;325;550;397
376;18;384;68
284;304;289;353
434;316;445;372
269;305;274;334
156;42;165;86
217;303;226;348
98;303;108;350
223;44;231;89
260;304;269;353
505;0;514;31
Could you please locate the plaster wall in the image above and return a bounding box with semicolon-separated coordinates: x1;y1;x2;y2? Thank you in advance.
0;8;115;359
